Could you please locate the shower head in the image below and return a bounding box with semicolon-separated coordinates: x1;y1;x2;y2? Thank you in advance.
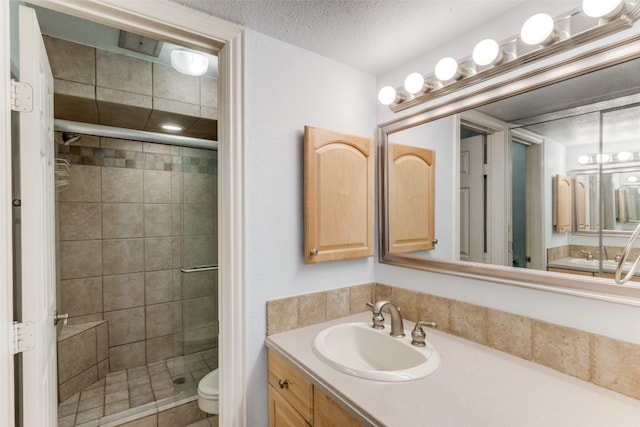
61;132;81;145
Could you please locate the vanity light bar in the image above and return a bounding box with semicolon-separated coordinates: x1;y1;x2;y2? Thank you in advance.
577;150;640;165
380;0;640;112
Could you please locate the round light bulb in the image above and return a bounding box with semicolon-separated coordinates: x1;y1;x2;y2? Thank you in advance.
472;39;502;66
577;155;591;165
582;0;624;18
628;176;638;183
435;57;459;81
595;153;611;163
170;50;209;76
378;86;397;105
521;13;555;46
404;73;425;94
616;151;632;161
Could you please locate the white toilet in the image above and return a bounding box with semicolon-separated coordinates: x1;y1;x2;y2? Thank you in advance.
197;368;219;414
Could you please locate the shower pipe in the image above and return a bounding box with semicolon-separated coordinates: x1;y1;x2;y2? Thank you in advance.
54;119;218;150
614;222;640;284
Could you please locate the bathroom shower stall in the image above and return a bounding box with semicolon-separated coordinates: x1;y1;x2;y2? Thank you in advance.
55;128;219;425
36;17;221;426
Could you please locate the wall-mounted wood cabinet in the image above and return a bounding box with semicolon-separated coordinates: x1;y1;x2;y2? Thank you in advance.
304;126;374;264
555;174;572;233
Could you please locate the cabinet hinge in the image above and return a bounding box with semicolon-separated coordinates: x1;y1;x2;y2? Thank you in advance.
12;321;36;354
11;79;33;113
482;163;489;176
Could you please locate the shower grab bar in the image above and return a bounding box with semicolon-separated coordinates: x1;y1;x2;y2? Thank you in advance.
614;222;640;284
180;265;218;273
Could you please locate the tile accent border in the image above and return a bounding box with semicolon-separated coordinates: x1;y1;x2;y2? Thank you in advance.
265;282;640;401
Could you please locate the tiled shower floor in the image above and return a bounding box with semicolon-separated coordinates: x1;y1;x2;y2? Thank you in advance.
58;350;217;427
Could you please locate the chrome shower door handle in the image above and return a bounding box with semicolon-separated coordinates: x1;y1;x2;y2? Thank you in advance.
54;311;68;326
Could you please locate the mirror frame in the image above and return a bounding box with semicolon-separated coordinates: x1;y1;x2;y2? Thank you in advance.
378;34;640;305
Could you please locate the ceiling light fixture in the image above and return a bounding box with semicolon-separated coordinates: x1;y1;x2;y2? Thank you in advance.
378;3;639;111
161;124;184;132
170;49;209;76
582;0;625;19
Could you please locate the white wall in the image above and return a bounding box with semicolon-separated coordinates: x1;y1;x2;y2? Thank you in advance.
375;1;640;345
243;30;376;427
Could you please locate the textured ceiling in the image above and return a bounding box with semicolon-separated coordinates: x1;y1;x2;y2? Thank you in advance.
172;0;526;75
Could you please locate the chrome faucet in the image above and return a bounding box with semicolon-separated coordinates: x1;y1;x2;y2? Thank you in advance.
580;250;593;261
367;300;405;337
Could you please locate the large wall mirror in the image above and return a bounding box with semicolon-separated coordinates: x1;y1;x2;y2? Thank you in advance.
379;34;640;303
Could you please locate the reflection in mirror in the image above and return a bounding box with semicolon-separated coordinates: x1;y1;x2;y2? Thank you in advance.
380;40;640;299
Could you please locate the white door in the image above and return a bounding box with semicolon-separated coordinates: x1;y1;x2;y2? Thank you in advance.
18;5;58;426
460;135;484;262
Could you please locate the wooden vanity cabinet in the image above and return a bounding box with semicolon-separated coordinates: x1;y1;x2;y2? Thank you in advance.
303;126;374;264
268;350;361;427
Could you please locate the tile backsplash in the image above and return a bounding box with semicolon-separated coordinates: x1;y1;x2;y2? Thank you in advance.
266;282;640;401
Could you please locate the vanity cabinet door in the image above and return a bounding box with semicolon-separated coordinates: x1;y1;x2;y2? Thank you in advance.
388;143;436;253
304;126;374;264
313;387;362;427
268;350;313;424
269;384;311;427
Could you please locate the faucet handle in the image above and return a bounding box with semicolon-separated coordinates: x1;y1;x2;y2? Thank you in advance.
411;321;437;347
366;301;385;329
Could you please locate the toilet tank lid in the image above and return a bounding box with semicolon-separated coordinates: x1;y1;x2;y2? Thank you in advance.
199;368;219;395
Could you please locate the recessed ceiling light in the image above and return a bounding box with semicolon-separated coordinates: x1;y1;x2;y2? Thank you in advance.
161;124;183;132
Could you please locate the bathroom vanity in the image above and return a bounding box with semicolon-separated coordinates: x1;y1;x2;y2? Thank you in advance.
266;312;640;427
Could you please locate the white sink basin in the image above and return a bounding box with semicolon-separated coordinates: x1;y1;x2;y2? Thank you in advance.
312;322;440;382
565;258;620;269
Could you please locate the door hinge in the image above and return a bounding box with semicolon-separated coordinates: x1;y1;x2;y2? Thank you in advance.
12;321;36;354
11;79;33;113
482;163;489;176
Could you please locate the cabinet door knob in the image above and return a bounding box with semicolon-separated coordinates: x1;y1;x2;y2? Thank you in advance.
278;379;289;389
310;249;318;256
432;238;438;245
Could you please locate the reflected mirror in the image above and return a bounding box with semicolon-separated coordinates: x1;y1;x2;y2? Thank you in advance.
379;36;640;300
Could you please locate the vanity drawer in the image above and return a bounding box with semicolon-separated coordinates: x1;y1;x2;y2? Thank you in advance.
268;350;313;424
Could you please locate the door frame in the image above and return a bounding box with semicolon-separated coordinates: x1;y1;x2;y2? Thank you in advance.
458;110;509;266
1;1;15;425
5;0;246;425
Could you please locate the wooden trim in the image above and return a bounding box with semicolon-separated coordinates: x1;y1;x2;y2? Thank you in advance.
0;1;15;425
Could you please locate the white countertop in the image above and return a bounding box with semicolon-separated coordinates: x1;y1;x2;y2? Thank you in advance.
265;312;640;427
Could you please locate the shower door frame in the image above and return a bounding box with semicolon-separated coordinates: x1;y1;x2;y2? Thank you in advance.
23;1;246;425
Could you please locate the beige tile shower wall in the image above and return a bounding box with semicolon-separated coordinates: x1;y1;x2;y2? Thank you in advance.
43;36;219;129
266;283;640;401
57;135;218;372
